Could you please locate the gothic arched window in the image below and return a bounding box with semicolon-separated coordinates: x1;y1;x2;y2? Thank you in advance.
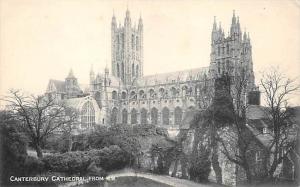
182;85;188;96
151;107;158;125
174;107;183;125
218;46;221;56
218;61;221;74
111;107;118;124
122;109;128;124
136;36;139;51
112;90;118;100
171;87;177;97
149;89;155;98
131;108;137;124
226;60;230;71
140;108;147;125
132;64;135;77
81;101;95;129
162;107;170;125
130;91;137;100
121;91;127;99
136;65;139;78
132;34;135;50
139;90;145;99
121;62;124;79
117;64;120;77
159;88;165;98
226;44;230;54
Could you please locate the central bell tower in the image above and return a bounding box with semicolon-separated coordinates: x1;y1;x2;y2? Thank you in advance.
111;9;144;85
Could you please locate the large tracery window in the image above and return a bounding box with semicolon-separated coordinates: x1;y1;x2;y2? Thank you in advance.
81;101;95;129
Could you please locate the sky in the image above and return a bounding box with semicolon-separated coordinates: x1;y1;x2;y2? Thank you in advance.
0;0;300;105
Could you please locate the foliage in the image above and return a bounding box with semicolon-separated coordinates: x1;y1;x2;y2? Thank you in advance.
88;145;131;171
259;68;300;179
189;146;211;183
150;139;177;174
2;90;78;158
0;111;45;185
42;145;130;174
42;151;91;175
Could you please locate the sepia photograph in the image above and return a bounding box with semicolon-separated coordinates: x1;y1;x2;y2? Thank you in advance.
0;0;300;186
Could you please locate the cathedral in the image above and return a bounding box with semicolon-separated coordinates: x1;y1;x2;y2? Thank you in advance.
45;10;256;132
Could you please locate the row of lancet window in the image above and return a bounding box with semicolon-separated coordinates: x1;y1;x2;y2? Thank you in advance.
116;63;139;79
110;107;186;126
217;44;230;56
111;86;202;100
217;60;231;74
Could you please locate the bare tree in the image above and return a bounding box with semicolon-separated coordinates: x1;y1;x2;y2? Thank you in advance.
2;90;77;158
260;67;299;179
218;67;299;183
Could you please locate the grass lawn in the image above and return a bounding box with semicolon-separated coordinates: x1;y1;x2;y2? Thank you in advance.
81;176;172;187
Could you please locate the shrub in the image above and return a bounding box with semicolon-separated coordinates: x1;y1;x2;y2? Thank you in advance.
0;111;45;185
42;151;91;175
42;145;131;175
189;146;211;183
23;156;45;175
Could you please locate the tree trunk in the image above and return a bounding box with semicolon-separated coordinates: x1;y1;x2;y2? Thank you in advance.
67;134;73;152
35;143;43;158
211;121;222;184
180;156;188;179
244;165;253;185
171;159;178;177
212;144;222;184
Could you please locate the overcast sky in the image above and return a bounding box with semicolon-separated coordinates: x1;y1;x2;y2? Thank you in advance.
0;0;300;105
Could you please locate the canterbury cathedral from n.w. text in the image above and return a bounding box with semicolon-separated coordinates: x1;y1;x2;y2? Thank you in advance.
45;9;257;133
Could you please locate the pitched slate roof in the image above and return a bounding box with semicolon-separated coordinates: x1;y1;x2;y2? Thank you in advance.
135;67;209;86
246;105;270;120
48;79;66;93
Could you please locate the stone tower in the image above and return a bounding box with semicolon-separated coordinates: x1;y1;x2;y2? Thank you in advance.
209;11;255;90
111;9;143;85
65;69;82;98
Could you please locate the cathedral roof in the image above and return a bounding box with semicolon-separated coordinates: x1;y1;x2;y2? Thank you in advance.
63;97;84;109
135;67;209;86
48;79;66;93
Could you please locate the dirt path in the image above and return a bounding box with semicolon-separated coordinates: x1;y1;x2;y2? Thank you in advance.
107;169;218;187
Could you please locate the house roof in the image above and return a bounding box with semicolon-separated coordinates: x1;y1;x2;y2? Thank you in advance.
245;105;300;148
246;105;269;120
